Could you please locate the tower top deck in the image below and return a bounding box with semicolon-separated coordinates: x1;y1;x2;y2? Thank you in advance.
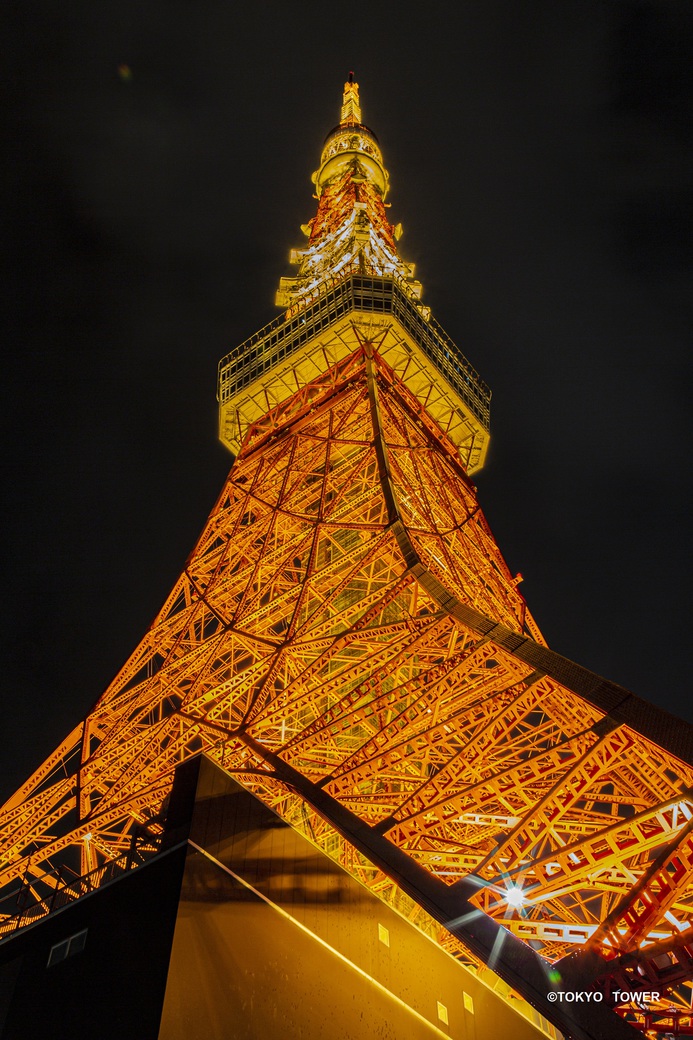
218;78;492;472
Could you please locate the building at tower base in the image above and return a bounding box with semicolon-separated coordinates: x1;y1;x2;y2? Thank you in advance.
0;756;562;1040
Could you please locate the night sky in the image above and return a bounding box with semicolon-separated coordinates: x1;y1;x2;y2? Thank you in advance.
2;2;691;802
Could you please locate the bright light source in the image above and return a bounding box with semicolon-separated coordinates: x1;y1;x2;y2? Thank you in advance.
505;886;524;908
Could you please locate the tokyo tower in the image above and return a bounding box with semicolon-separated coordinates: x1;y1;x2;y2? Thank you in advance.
1;77;692;1040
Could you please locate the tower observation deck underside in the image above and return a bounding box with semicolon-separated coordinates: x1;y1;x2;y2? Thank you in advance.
218;273;491;474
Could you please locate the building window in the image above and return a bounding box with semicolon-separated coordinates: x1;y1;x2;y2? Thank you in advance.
377;923;390;947
47;928;88;968
436;1001;449;1025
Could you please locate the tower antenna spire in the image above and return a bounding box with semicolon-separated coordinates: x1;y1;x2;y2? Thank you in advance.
340;72;361;126
274;73;422;313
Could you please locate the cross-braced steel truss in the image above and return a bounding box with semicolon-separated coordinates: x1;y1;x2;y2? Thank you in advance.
2;342;692;1011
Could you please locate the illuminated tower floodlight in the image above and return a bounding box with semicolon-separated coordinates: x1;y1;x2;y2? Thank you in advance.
1;78;693;1040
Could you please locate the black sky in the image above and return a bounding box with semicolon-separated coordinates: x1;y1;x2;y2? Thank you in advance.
2;1;692;801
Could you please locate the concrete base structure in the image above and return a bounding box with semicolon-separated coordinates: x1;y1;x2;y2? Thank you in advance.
0;756;560;1040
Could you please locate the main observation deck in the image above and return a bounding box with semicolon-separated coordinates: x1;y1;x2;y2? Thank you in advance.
218;273;491;474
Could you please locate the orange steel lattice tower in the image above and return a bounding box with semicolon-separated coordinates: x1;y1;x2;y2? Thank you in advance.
2;77;693;1038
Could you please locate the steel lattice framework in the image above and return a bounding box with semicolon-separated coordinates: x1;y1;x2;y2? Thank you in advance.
2;76;692;1038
